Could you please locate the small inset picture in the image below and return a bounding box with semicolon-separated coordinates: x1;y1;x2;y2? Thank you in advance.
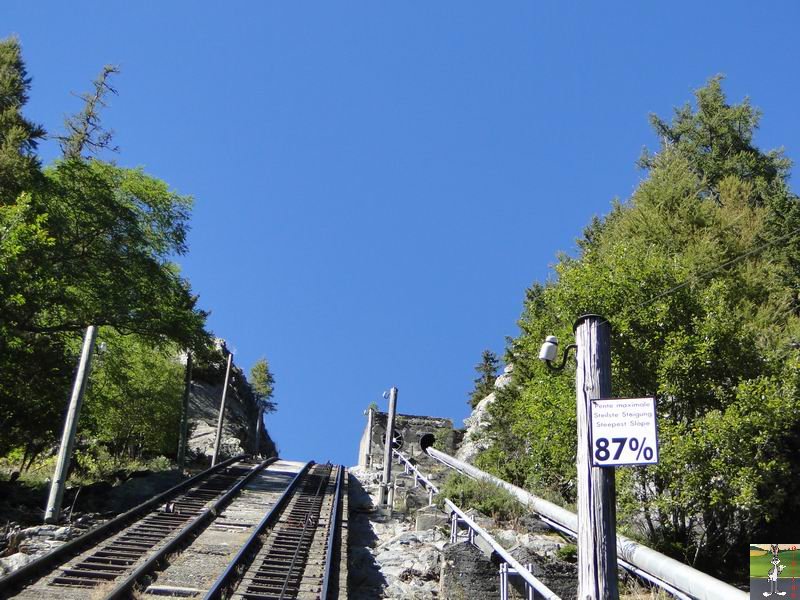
751;544;798;598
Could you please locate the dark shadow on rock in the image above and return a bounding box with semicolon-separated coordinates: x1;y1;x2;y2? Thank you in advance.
510;546;577;600
440;541;500;600
347;473;387;599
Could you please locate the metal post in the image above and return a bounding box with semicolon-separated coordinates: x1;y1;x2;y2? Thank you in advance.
45;326;98;524
574;314;619;599
211;351;234;467
365;406;375;466
254;403;264;456
378;386;398;506
176;351;193;471
500;562;509;600
526;563;535;600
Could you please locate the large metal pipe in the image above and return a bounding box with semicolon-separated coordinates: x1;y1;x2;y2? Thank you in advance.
424;445;746;600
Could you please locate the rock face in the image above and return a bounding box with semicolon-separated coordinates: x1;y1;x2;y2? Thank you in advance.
439;542;499;599
186;359;277;462
349;464;448;599
455;364;513;464
348;446;576;599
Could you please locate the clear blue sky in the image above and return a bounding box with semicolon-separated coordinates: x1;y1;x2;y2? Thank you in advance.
4;3;799;466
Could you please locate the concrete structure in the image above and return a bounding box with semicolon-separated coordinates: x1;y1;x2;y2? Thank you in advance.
357;410;454;468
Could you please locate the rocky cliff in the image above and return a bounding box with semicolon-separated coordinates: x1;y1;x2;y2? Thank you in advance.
185;350;277;462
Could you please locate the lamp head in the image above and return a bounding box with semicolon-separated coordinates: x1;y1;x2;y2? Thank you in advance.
538;335;559;363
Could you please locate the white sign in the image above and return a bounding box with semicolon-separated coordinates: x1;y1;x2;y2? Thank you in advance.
590;397;659;467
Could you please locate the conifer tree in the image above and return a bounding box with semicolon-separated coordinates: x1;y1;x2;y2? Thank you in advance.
479;77;800;581
58;64;120;159
250;358;277;414
0;36;45;204
468;350;499;409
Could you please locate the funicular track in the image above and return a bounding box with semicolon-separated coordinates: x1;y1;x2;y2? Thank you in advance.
205;463;345;600
2;456;274;599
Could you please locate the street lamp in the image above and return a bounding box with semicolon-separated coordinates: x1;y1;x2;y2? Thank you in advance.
538;335;577;371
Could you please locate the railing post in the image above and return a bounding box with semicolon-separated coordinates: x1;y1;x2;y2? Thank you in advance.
574;314;619;599
500;561;509;600
526;563;535;600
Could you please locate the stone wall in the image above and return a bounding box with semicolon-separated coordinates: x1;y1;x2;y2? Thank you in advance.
358;411;454;468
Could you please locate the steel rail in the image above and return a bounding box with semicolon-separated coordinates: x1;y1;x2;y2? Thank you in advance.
425;445;746;600
104;457;276;599
0;454;246;593
445;498;562;600
319;465;344;600
277;465;331;599
202;461;313;600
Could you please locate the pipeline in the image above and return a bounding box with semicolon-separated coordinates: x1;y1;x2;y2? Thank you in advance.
422;442;747;600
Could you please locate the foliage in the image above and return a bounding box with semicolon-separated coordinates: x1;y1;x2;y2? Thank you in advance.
250;357;277;414
468;349;500;409
2;159;207;344
80;329;185;459
436;473;525;523
0;37;211;466
480;77;800;580
556;543;577;563
58;64;120;159
0;37;45;205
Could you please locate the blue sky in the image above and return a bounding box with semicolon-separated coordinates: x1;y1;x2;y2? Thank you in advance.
4;3;799;466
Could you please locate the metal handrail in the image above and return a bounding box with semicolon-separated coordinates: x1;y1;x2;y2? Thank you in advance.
392;449;438;505
425;446;746;600
445;498;562;600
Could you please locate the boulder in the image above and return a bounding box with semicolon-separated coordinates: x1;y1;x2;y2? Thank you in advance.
439;541;499;600
0;552;35;576
415;506;448;532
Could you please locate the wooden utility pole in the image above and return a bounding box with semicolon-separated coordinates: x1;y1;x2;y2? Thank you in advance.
574;314;619;600
176;351;193;471
378;387;398;507
211;351;234;466
45;326;98;524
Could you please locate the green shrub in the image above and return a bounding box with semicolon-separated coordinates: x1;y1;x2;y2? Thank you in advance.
556;543;577;563
437;473;525;523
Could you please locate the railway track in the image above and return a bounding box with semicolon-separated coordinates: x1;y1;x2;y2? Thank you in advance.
205;463;346;600
1;457;347;600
